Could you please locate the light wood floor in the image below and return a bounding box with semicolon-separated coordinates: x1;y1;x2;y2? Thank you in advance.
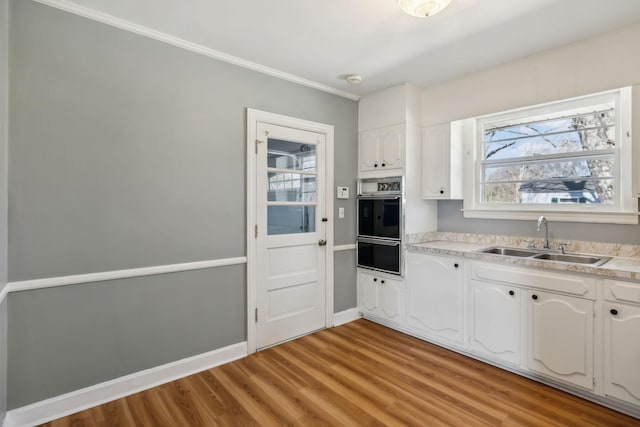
42;319;639;426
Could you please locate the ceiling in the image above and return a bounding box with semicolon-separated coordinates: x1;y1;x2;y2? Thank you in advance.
47;0;640;99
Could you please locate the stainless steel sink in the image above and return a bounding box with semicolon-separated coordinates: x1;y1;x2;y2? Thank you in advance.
480;247;538;257
478;246;611;266
532;253;611;266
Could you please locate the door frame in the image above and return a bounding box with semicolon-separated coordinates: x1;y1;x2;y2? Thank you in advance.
246;108;334;354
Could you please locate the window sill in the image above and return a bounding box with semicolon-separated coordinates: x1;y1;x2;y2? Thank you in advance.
462;208;639;225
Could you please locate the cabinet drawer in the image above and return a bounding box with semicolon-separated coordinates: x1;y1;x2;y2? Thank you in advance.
604;279;640;304
471;262;596;299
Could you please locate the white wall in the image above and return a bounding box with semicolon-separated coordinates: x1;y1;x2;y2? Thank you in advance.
421;21;640;125
425;20;640;242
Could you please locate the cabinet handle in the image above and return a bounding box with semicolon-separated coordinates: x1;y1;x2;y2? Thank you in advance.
610;309;618;316
381;163;386;167
440;190;444;194
454;263;459;268
532;294;538;300
373;278;377;282
374;163;378;168
381;280;385;284
509;290;515;296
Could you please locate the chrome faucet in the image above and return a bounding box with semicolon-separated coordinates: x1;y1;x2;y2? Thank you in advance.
537;216;549;249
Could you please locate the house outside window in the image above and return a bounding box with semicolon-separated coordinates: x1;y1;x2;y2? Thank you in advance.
463;87;637;224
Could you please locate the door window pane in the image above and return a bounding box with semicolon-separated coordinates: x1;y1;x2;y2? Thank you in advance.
268;139;316;171
267;173;316;202
267;205;316;235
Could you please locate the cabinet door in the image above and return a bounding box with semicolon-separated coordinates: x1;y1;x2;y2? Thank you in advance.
358;271;404;324
422;124;450;198
604;303;640;406
379;126;405;170
358;131;380;171
379;276;405;322
406;253;464;344
358;271;379;314
527;290;594;390
469;280;521;365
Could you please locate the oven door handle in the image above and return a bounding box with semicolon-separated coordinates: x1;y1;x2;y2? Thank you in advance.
357;195;401;200
357;238;401;247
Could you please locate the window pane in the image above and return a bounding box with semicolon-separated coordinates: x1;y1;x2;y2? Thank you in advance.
267;138;316;171
480;99;618;206
267;205;316;235
483;179;613;204
483;127;615;160
483;104;615;161
483;158;614;183
267;173;316;202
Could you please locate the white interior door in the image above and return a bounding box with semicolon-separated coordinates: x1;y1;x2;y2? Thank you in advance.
255;122;327;349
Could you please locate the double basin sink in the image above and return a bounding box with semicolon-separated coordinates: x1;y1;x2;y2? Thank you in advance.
479;247;611;266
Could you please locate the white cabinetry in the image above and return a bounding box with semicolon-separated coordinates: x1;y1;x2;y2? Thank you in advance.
358;270;404;325
422;122;463;199
470;261;596;390
526;290;594;390
406;252;464;345
603;279;640;406
358;125;405;175
632;85;640;197
469;280;521;365
395;255;640;417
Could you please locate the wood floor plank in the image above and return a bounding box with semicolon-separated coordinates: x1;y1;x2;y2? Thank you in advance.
39;319;640;426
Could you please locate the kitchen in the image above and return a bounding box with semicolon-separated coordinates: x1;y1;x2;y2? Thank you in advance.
2;0;640;425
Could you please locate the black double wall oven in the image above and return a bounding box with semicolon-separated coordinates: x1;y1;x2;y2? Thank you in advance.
356;176;404;276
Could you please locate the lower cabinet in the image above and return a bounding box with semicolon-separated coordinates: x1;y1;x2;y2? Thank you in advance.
526;290;594;390
406;252;464;345
469;280;521;365
604;302;640;406
358;269;405;325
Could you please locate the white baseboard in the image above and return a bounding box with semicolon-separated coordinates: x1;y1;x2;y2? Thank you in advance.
4;341;247;427
333;307;361;327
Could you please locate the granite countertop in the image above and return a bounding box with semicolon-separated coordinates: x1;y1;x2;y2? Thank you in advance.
408;239;640;281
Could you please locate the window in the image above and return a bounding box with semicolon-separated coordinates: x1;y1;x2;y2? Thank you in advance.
463;87;637;224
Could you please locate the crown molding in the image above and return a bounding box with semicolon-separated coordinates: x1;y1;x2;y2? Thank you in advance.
31;0;360;101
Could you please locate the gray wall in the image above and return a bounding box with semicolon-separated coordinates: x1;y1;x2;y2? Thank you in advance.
334;250;357;312
1;0;9;421
8;266;245;408
439;200;640;245
0;300;6;423
7;0;357;408
9;0;357;282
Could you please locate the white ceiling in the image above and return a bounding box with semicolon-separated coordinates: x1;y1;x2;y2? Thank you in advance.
51;0;640;98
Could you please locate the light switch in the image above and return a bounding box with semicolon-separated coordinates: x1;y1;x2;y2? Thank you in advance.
336;186;349;199
338;207;345;218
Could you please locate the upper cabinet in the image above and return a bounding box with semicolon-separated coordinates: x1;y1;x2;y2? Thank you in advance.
358;125;405;174
357;83;420;179
422;122;464;199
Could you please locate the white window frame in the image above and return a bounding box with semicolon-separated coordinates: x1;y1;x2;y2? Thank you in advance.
462;87;638;224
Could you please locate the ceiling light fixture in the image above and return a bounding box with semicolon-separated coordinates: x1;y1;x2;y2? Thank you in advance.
398;0;452;17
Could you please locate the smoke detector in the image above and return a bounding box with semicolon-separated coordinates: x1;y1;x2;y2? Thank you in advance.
346;74;362;84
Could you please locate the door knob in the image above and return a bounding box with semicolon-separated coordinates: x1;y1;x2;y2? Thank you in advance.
318;239;327;246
